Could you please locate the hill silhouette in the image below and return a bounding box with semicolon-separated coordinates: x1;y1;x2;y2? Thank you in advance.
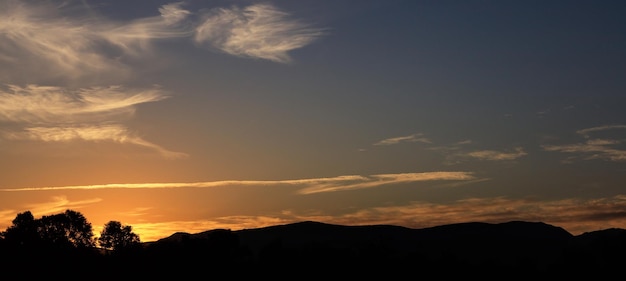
3;219;626;279
144;220;625;279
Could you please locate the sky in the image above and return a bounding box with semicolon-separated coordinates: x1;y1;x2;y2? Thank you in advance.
1;0;625;242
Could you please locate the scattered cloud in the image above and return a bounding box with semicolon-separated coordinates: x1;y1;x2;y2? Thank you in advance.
543;141;626;162
466;147;527;161
373;133;431;146
194;3;325;63
543;125;626;162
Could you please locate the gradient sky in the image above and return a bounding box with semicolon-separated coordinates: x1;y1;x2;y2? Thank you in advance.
1;0;625;242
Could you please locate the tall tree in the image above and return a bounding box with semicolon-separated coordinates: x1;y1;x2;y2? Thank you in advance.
98;220;140;251
37;209;96;248
1;211;39;247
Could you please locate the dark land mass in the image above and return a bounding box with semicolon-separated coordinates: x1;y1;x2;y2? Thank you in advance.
3;220;626;279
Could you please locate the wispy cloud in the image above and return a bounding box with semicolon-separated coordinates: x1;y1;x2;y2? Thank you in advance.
373;133;431;146
0;1;323;157
1;1;321;82
194;3;325;63
427;140;526;165
298;172;475;194
543;125;626;162
576;124;626;138
543;141;626;162
99;2;193;56
0;172;476;194
0;1;192;84
5;125;188;159
24;195;103;218
0;85;167;123
0;84;187;158
466;147;527;161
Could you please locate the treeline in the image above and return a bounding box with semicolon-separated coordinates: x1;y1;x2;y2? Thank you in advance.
0;209;140;251
0;209;147;278
0;209;255;279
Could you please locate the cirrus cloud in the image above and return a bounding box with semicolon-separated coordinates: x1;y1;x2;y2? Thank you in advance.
0;1;324;158
194;3;325;63
0;84;187;158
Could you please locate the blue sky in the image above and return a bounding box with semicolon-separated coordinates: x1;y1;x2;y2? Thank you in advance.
0;0;625;241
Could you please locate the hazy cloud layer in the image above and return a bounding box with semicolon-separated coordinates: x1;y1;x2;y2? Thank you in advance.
125;194;626;241
3;189;626;241
333;196;626;235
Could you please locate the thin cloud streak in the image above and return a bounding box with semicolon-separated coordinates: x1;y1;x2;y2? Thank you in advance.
466;147;527;161
0;172;475;194
576;124;626;138
298;172;475;194
373;133;431;146
194;3;325;63
4;125;188;159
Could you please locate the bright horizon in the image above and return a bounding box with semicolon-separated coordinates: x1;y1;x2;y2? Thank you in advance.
1;0;626;242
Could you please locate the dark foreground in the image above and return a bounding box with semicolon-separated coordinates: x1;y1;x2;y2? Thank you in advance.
3;221;625;279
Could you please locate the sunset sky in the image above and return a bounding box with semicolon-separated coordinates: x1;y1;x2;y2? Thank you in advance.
1;0;625;242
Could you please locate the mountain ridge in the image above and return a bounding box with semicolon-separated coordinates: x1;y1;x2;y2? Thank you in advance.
152;220;580;243
132;220;626;278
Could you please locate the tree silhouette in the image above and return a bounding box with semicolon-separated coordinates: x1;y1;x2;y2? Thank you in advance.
98;220;140;251
1;209;95;249
1;211;39;248
38;209;95;248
